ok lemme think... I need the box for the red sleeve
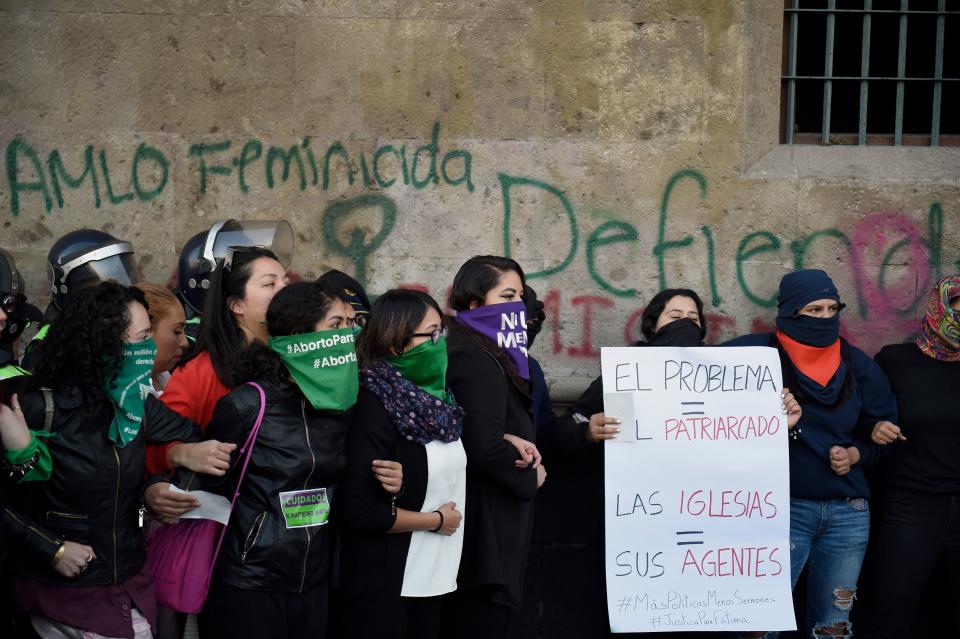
[146,442,179,475]
[145,353,231,474]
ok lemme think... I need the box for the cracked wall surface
[2,0,957,398]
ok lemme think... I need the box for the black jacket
[339,388,437,635]
[181,380,349,594]
[446,331,538,610]
[5,387,198,585]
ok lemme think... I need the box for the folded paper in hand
[169,485,232,525]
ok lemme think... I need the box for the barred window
[781,0,959,145]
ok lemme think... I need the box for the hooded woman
[858,274,960,638]
[725,269,898,638]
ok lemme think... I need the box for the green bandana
[105,338,156,447]
[269,328,359,412]
[387,336,450,402]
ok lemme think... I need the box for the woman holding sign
[726,269,897,639]
[186,281,401,639]
[441,255,545,638]
[340,289,467,639]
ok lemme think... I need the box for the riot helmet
[47,229,140,310]
[177,219,294,317]
[0,248,43,348]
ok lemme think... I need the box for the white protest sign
[602,346,795,634]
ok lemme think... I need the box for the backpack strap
[40,387,55,433]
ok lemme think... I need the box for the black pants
[400,596,443,639]
[858,490,960,638]
[443,587,513,639]
[199,581,329,639]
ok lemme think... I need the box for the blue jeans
[788,497,870,638]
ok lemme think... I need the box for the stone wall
[2,0,957,399]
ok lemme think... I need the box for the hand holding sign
[602,346,795,634]
[587,413,623,443]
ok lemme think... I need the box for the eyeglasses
[410,327,447,345]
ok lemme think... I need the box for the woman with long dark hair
[144,247,288,522]
[440,255,545,638]
[340,289,466,639]
[141,246,289,639]
[1,282,196,638]
[183,281,397,638]
[556,287,710,450]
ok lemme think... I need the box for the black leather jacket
[4,386,198,585]
[177,380,349,593]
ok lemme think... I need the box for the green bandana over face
[387,336,450,402]
[269,328,359,412]
[105,338,157,447]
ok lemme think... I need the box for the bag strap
[208,381,267,571]
[40,387,55,432]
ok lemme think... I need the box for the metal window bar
[859,0,871,145]
[785,0,799,144]
[783,1,957,146]
[785,8,959,14]
[895,0,909,145]
[822,0,836,144]
[932,0,945,145]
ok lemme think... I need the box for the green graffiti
[6,137,51,215]
[132,142,169,201]
[736,231,781,308]
[266,144,307,190]
[586,220,639,298]
[499,173,579,280]
[323,142,355,191]
[876,238,919,316]
[440,149,474,192]
[189,141,232,193]
[372,145,401,188]
[790,228,867,317]
[302,138,319,186]
[411,121,440,189]
[700,226,722,306]
[48,145,100,210]
[237,140,263,193]
[6,122,475,214]
[359,153,373,187]
[99,149,134,205]
[654,169,707,291]
[322,193,397,287]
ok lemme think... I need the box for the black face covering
[524,287,546,349]
[648,318,703,347]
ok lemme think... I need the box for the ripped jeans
[788,497,870,638]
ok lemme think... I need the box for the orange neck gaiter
[776,330,841,387]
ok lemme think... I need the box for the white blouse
[400,438,468,597]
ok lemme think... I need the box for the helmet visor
[208,220,294,269]
[66,252,142,290]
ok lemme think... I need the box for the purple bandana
[455,300,530,379]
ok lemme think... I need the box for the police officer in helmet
[21,229,140,370]
[0,249,43,381]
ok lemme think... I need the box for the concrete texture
[1,0,958,400]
